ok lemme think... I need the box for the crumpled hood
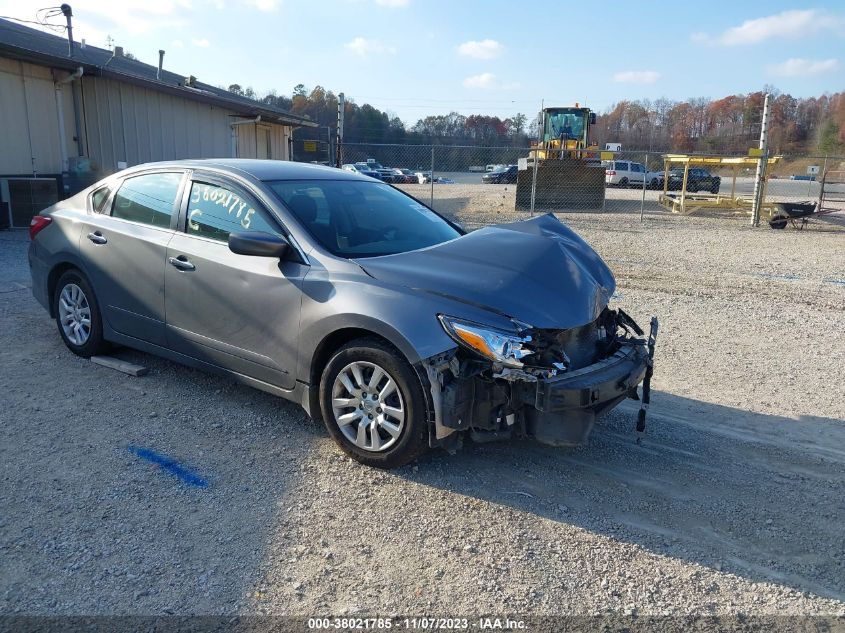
[355,214,615,329]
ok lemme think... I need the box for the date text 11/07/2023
[306,617,527,630]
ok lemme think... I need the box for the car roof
[119,159,371,182]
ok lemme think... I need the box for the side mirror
[589,113,597,125]
[228,231,291,259]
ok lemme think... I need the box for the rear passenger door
[79,170,185,346]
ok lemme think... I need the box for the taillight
[606,170,616,176]
[29,216,52,240]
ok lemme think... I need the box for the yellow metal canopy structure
[658,153,782,216]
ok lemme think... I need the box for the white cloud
[695,9,844,46]
[463,72,496,88]
[374,0,409,6]
[344,37,396,57]
[244,0,280,10]
[768,58,840,77]
[191,37,210,47]
[73,0,186,35]
[0,0,191,43]
[462,72,519,90]
[612,70,660,84]
[457,39,504,60]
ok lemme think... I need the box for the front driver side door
[164,174,307,391]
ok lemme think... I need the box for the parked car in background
[364,159,397,183]
[482,165,518,184]
[28,159,656,468]
[342,163,382,180]
[486,164,506,172]
[390,168,416,184]
[604,160,646,187]
[415,171,433,184]
[399,169,419,183]
[661,168,721,193]
[646,170,663,189]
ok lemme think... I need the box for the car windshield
[266,179,462,258]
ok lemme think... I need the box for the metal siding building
[0,18,315,228]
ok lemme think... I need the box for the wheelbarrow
[768,201,817,230]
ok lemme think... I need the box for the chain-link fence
[310,143,845,231]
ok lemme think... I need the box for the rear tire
[54,269,107,358]
[319,338,429,469]
[618,177,628,187]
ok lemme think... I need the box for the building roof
[0,17,317,128]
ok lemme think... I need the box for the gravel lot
[1,207,844,618]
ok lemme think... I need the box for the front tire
[319,338,429,468]
[54,270,107,357]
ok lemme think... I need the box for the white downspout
[54,67,84,175]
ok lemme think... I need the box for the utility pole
[751,93,771,227]
[530,99,543,214]
[335,93,345,168]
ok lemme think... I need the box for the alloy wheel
[331,360,405,452]
[58,283,92,346]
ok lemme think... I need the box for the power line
[1,6,67,33]
[0,14,65,30]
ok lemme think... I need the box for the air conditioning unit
[0,178,59,229]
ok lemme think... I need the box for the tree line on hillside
[227,83,845,156]
[597,91,845,156]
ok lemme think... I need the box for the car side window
[185,181,280,242]
[111,172,182,228]
[618,162,629,171]
[91,185,111,213]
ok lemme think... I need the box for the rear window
[91,186,111,213]
[111,172,182,229]
[616,162,629,171]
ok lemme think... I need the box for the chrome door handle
[168,256,195,271]
[87,231,107,244]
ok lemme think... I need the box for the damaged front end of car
[420,307,658,451]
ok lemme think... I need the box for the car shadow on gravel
[0,320,326,614]
[394,390,845,603]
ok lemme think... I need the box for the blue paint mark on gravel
[747,271,803,282]
[128,446,209,488]
[823,278,845,286]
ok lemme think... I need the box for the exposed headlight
[438,315,533,368]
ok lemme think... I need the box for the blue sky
[2,0,843,123]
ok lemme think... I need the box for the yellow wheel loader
[516,106,607,211]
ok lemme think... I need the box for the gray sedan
[28,160,657,468]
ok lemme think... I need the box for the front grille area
[553,320,601,369]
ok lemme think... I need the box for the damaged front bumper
[422,314,659,450]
